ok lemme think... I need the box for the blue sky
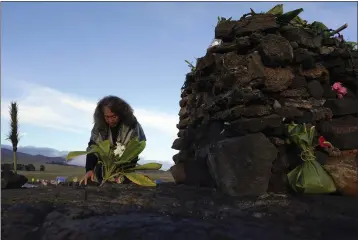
[1,1,357,169]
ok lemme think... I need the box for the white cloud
[1,81,179,168]
[1,82,178,135]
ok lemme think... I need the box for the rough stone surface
[259,34,294,67]
[307,80,324,99]
[215,14,279,41]
[324,151,358,197]
[170,161,215,187]
[280,26,322,49]
[1,170,28,189]
[301,64,329,82]
[263,67,294,92]
[207,133,278,196]
[323,99,358,116]
[226,115,282,136]
[317,117,358,150]
[2,183,358,240]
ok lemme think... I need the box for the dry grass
[17,164,84,180]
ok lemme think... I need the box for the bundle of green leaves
[286,123,336,194]
[66,138,162,187]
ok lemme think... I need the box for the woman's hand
[79,170,95,185]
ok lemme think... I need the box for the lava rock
[319,46,336,55]
[195,53,219,76]
[179,106,189,119]
[214,52,266,87]
[170,161,215,187]
[215,14,279,41]
[294,48,316,69]
[172,138,190,151]
[263,67,294,92]
[274,107,303,119]
[212,105,272,121]
[317,117,358,150]
[208,36,251,54]
[280,88,310,98]
[290,76,308,89]
[259,34,294,67]
[322,57,345,69]
[290,41,298,49]
[207,133,278,196]
[301,64,329,82]
[172,150,195,164]
[280,26,322,49]
[294,107,333,123]
[323,99,358,116]
[307,80,324,99]
[322,82,338,99]
[226,114,282,136]
[324,151,358,198]
[267,146,290,193]
[177,117,191,129]
[1,170,28,189]
[322,37,340,47]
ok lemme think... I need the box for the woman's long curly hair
[93,95,137,129]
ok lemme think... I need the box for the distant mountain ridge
[1,148,67,165]
[1,144,68,158]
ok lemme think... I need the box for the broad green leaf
[90,144,105,156]
[292,15,306,25]
[129,163,162,171]
[287,123,298,134]
[66,150,93,161]
[116,139,146,164]
[277,8,304,25]
[98,140,111,156]
[123,172,156,186]
[297,133,310,145]
[266,4,283,15]
[308,126,316,146]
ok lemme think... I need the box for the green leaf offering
[286,123,336,194]
[287,160,336,194]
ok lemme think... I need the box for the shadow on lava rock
[1,182,358,240]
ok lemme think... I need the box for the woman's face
[103,107,120,127]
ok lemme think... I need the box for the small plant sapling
[66,138,162,187]
[217,16,232,24]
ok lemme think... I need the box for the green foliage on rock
[276,8,304,25]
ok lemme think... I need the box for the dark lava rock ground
[2,183,358,240]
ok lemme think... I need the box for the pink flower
[331,82,347,99]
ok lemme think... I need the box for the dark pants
[94,157,139,183]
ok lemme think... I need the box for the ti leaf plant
[66,138,162,187]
